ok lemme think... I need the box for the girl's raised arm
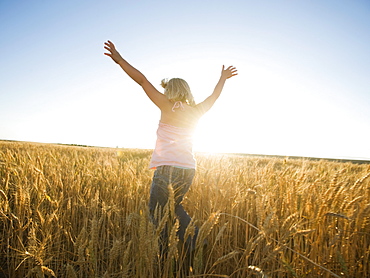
[196,65,237,115]
[104,40,168,109]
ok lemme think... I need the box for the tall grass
[0,141,369,277]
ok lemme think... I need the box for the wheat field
[0,141,369,277]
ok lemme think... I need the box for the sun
[193,117,233,154]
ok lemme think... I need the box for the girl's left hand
[221,65,238,79]
[104,40,124,64]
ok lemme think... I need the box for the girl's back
[160,101,201,129]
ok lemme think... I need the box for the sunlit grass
[0,141,369,277]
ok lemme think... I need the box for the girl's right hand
[221,65,238,79]
[104,40,124,64]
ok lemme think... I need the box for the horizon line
[1,139,369,164]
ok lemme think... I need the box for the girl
[104,40,237,264]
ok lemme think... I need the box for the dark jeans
[149,165,198,254]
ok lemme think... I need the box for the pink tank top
[149,121,196,169]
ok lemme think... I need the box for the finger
[104,46,116,54]
[104,42,114,49]
[103,46,113,53]
[107,40,116,50]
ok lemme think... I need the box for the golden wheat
[0,141,369,277]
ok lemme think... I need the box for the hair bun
[161,79,168,89]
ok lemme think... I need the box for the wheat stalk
[1,141,369,277]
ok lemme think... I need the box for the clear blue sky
[1,0,369,160]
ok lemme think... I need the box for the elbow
[137,76,148,86]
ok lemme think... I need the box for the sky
[1,0,369,160]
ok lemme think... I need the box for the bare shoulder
[193,102,208,117]
[141,81,172,110]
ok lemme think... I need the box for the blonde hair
[161,78,196,107]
